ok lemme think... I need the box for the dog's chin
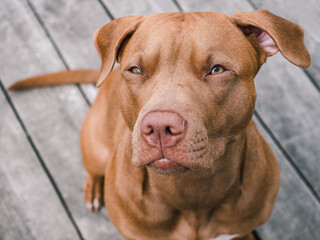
[147,158,189,176]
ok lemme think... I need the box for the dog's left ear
[232,10,311,68]
[94,15,145,87]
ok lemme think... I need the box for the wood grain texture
[177,0,252,13]
[28,0,111,103]
[250,0,320,89]
[254,53,320,196]
[0,0,65,84]
[102,0,179,18]
[29,0,107,69]
[0,0,121,239]
[0,88,79,240]
[254,116,320,239]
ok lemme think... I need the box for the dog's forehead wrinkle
[134,14,201,59]
[125,12,251,79]
[124,50,144,65]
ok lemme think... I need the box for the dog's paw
[83,174,104,212]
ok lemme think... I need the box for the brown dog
[9,10,310,240]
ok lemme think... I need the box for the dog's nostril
[166,122,186,135]
[147,126,154,135]
[165,126,173,135]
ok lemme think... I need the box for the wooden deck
[0,0,319,239]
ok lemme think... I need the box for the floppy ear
[232,10,310,68]
[94,15,145,87]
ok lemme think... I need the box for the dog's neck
[143,131,247,210]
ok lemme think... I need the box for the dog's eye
[129,67,142,74]
[210,65,225,75]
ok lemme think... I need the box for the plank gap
[172,0,183,12]
[246,0,258,9]
[254,110,320,204]
[252,230,262,240]
[25,0,92,107]
[98,0,115,20]
[0,80,84,240]
[25,0,69,69]
[76,83,92,106]
[303,69,320,93]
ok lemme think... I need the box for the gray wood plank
[1,0,121,239]
[0,0,65,82]
[28,0,111,103]
[28,0,107,69]
[0,88,79,240]
[102,0,179,18]
[177,0,252,13]
[250,0,320,89]
[254,116,320,240]
[254,52,320,195]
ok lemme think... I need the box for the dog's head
[94,11,310,176]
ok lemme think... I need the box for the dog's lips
[147,158,189,176]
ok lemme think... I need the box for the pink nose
[140,111,186,148]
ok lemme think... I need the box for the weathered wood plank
[254,116,320,239]
[0,87,79,240]
[28,0,111,103]
[254,53,320,195]
[250,0,320,89]
[28,0,107,69]
[102,0,179,18]
[1,0,121,239]
[0,0,65,81]
[177,0,252,13]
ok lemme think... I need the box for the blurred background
[0,0,319,239]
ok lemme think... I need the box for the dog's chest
[170,210,239,240]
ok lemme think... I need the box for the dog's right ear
[94,15,145,87]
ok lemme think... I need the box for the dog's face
[119,13,257,175]
[94,11,310,176]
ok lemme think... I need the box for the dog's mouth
[147,158,189,176]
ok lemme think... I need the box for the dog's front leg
[235,233,256,240]
[80,103,111,212]
[81,130,110,212]
[83,173,104,212]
